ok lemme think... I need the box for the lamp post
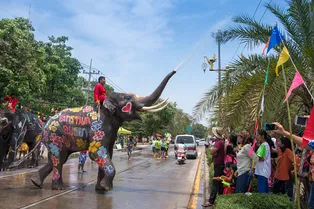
[201,30,231,126]
[202,54,231,125]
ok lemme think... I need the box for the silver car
[174,135,198,159]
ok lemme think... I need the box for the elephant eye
[125,95,132,100]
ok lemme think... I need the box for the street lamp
[202,54,233,126]
[201,30,232,126]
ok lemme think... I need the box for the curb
[187,151,204,209]
[204,151,210,205]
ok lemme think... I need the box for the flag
[264,69,269,85]
[262,37,270,55]
[267,26,285,54]
[248,139,257,157]
[284,70,305,102]
[275,46,290,76]
[302,107,314,149]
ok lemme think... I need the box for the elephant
[0,109,43,170]
[31,70,176,190]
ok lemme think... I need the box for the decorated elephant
[31,70,176,190]
[0,109,43,170]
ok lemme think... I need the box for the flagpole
[282,64,301,209]
[260,59,271,128]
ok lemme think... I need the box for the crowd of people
[151,137,170,159]
[202,123,314,208]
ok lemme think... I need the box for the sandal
[201,202,213,207]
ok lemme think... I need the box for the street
[0,145,205,209]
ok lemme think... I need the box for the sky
[0,0,281,126]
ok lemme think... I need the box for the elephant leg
[8,130,26,166]
[103,161,116,190]
[31,152,53,188]
[89,144,116,191]
[95,167,106,190]
[51,151,67,190]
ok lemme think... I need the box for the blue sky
[0,0,281,125]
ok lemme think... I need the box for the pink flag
[248,139,257,157]
[302,107,314,148]
[284,70,305,102]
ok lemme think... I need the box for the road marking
[0,163,75,179]
[19,159,149,209]
[187,151,203,209]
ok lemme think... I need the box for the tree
[191,123,207,138]
[193,0,314,131]
[123,102,177,137]
[38,36,84,107]
[0,18,45,100]
[163,103,191,137]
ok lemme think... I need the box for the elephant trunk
[136,71,176,108]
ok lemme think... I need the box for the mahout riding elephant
[0,109,43,170]
[31,70,176,190]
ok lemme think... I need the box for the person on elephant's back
[4,94,18,112]
[94,76,107,105]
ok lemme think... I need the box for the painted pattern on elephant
[43,106,114,180]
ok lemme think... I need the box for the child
[255,130,272,193]
[161,139,167,159]
[221,162,236,194]
[155,138,161,159]
[151,138,156,157]
[78,150,87,174]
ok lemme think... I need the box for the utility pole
[82,59,100,105]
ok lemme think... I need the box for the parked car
[174,135,198,159]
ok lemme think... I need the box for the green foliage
[194,0,314,131]
[0,17,115,115]
[0,18,45,99]
[191,123,207,138]
[123,102,176,136]
[206,148,213,165]
[214,193,295,209]
[163,103,191,137]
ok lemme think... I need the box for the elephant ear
[103,98,116,115]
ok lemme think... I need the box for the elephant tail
[8,134,42,169]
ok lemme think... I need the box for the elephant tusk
[142,98,169,110]
[145,102,169,113]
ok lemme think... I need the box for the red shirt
[213,139,225,165]
[4,96,18,112]
[94,83,107,103]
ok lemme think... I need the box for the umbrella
[156,133,162,137]
[118,127,132,134]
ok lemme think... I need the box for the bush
[214,193,295,209]
[206,148,212,165]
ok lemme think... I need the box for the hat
[212,127,224,139]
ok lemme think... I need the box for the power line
[80,63,125,93]
[229,0,266,63]
[80,62,126,92]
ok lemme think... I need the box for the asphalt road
[0,145,205,209]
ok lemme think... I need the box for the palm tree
[193,0,314,132]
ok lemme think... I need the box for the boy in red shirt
[4,94,18,112]
[94,76,107,105]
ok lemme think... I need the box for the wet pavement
[0,145,205,209]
